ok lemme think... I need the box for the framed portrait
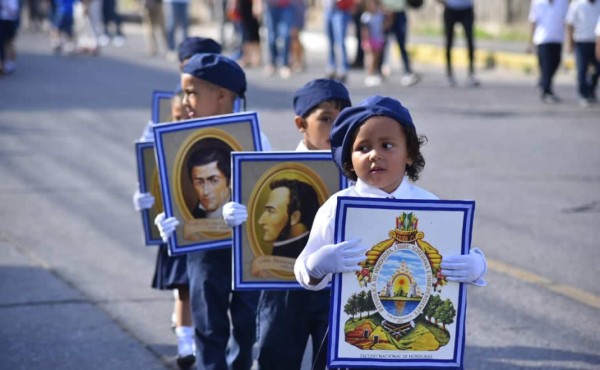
[153,112,263,255]
[328,197,475,369]
[231,151,348,290]
[152,90,175,123]
[135,141,164,245]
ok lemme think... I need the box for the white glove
[305,239,366,279]
[441,248,487,284]
[154,212,179,242]
[132,190,155,211]
[222,201,248,227]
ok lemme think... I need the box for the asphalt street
[1,21,599,370]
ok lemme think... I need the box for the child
[0,0,19,74]
[360,0,389,87]
[294,95,487,295]
[155,53,271,370]
[222,78,351,370]
[133,90,196,369]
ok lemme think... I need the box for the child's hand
[133,190,155,211]
[154,213,179,242]
[222,201,248,227]
[441,249,487,284]
[305,239,366,279]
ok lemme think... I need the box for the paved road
[1,23,599,370]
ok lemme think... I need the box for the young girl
[360,0,389,86]
[294,95,487,292]
[133,91,196,369]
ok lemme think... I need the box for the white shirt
[596,16,600,36]
[565,0,600,42]
[294,178,438,290]
[529,0,569,45]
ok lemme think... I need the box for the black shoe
[176,354,196,369]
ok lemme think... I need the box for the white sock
[175,326,195,357]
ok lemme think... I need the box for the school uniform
[529,0,569,97]
[565,0,600,101]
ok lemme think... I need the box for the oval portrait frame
[247,162,329,279]
[371,243,433,324]
[173,128,243,239]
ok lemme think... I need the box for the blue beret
[330,95,415,170]
[183,53,247,96]
[293,79,351,117]
[178,37,222,62]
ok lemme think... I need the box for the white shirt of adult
[529,0,570,45]
[596,15,600,36]
[565,0,600,42]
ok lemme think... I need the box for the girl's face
[297,101,341,150]
[350,116,413,193]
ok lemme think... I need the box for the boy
[222,78,351,370]
[155,53,271,370]
[294,95,487,294]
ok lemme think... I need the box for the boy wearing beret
[292,97,487,369]
[222,79,351,370]
[156,53,271,370]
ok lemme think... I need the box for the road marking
[487,259,600,310]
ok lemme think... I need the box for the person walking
[437,0,479,87]
[565,0,600,106]
[528,0,569,103]
[163,0,189,59]
[381,0,419,86]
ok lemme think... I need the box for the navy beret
[330,95,415,171]
[178,37,222,62]
[183,53,247,96]
[293,79,351,117]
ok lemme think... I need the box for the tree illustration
[424,294,442,323]
[435,299,456,330]
[344,294,360,321]
[357,290,368,319]
[365,290,376,316]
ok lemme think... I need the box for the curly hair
[341,123,427,182]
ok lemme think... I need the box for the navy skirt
[151,244,189,290]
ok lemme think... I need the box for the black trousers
[537,42,562,95]
[443,6,475,77]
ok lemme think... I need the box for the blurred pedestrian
[565,0,600,106]
[49,0,75,54]
[0,0,19,74]
[257,0,295,78]
[350,0,366,69]
[74,0,102,55]
[596,15,600,60]
[528,0,569,103]
[100,0,125,46]
[324,0,354,82]
[361,0,390,86]
[437,0,479,87]
[381,0,419,86]
[139,0,168,56]
[163,0,189,59]
[289,0,305,72]
[235,0,262,68]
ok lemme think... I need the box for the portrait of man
[257,179,320,259]
[186,145,232,220]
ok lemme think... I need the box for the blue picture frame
[153,112,263,255]
[152,90,175,123]
[328,198,475,369]
[135,141,164,245]
[230,151,348,290]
